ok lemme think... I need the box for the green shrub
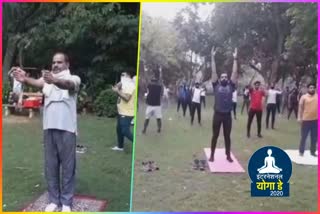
[93,89,118,117]
[2,82,11,104]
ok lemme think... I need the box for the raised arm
[248,73,257,89]
[230,48,238,84]
[211,46,218,83]
[12,67,44,88]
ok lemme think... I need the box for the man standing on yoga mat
[12,52,81,212]
[298,82,318,157]
[209,46,238,162]
[111,71,136,151]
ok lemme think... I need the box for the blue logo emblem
[248,146,292,197]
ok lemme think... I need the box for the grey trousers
[44,129,76,206]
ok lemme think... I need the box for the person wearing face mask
[12,52,81,212]
[266,84,282,129]
[190,82,202,125]
[209,46,238,163]
[112,71,136,151]
[298,83,318,157]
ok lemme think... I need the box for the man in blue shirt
[209,47,238,163]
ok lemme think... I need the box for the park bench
[3,92,43,118]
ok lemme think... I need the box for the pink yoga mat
[204,148,245,173]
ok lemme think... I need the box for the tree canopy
[3,3,140,98]
[140,3,317,88]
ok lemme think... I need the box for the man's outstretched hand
[43,71,57,84]
[12,67,27,83]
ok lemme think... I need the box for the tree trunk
[269,4,286,86]
[18,47,24,67]
[3,36,18,82]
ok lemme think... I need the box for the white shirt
[232,90,237,102]
[200,88,206,96]
[13,78,22,94]
[192,87,201,103]
[163,87,169,97]
[267,89,282,104]
[43,73,81,133]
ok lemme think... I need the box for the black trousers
[232,102,237,118]
[211,112,232,157]
[266,103,277,129]
[247,109,262,135]
[241,99,250,114]
[288,105,298,119]
[177,98,182,112]
[282,101,288,114]
[276,100,281,113]
[191,102,201,124]
[200,96,206,108]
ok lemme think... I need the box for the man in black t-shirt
[142,77,163,134]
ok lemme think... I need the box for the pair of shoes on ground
[193,159,206,171]
[142,161,159,172]
[44,203,71,212]
[76,144,87,154]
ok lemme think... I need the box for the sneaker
[44,203,58,212]
[311,153,317,157]
[257,134,263,138]
[111,146,124,151]
[62,205,71,212]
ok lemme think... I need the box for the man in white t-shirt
[266,85,282,129]
[162,85,170,109]
[191,82,202,125]
[12,52,81,212]
[232,88,238,120]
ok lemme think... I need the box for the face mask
[121,76,131,87]
[221,79,228,86]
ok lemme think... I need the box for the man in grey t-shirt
[12,52,81,212]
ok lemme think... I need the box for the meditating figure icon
[257,149,282,174]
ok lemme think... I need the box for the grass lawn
[132,98,317,212]
[3,114,132,211]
